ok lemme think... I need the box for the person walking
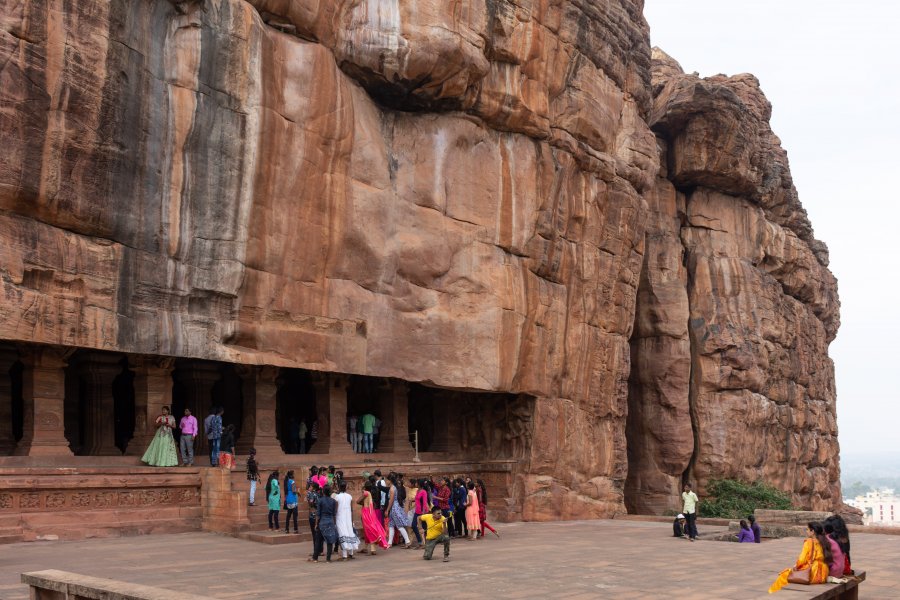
[246,448,260,506]
[178,408,197,466]
[465,481,481,540]
[306,481,321,543]
[203,406,223,466]
[283,470,299,534]
[358,482,388,555]
[311,485,339,562]
[385,474,413,549]
[681,482,699,541]
[141,406,178,467]
[476,479,499,538]
[266,470,280,531]
[419,506,451,562]
[335,482,360,560]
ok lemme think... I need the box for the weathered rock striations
[0,2,841,518]
[625,49,841,514]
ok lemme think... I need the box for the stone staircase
[230,469,312,545]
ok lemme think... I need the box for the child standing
[246,449,260,506]
[266,470,280,530]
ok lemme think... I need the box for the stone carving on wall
[0,493,13,509]
[21,493,41,509]
[46,493,67,509]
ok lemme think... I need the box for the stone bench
[788,571,866,600]
[21,570,213,600]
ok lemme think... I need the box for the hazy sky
[643,1,900,456]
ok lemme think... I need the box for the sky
[642,1,900,457]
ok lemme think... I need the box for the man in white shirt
[681,482,700,541]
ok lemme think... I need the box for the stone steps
[237,530,311,544]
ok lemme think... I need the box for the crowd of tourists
[248,457,500,563]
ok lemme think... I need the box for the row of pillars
[0,345,419,459]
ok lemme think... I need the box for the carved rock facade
[0,1,840,518]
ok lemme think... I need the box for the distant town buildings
[846,489,900,526]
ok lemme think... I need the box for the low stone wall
[22,569,212,600]
[0,467,202,542]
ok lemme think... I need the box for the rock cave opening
[275,369,317,454]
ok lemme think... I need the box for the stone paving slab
[1,520,898,599]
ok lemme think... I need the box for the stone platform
[0,457,518,543]
[2,520,898,599]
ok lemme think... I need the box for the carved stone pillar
[235,365,286,458]
[15,345,73,456]
[311,373,350,455]
[176,361,222,457]
[74,352,124,456]
[430,391,458,453]
[377,380,411,454]
[126,357,175,456]
[0,347,18,455]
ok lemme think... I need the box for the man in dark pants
[452,478,468,537]
[681,482,700,541]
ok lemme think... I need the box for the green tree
[699,479,793,519]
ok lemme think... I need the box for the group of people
[671,483,856,593]
[769,516,853,593]
[256,463,500,563]
[140,406,235,468]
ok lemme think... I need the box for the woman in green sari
[141,406,179,467]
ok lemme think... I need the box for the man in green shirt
[361,413,376,453]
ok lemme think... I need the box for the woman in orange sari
[769,522,833,593]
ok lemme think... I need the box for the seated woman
[737,520,755,543]
[769,522,833,593]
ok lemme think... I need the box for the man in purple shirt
[179,408,198,466]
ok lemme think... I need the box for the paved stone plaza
[1,520,898,599]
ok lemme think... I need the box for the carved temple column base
[14,346,73,457]
[235,365,286,459]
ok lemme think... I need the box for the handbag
[787,567,811,585]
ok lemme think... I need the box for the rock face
[625,50,841,514]
[0,2,841,517]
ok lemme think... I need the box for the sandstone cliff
[0,1,841,516]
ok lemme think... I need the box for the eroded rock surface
[0,2,841,517]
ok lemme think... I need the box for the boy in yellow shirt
[419,506,451,562]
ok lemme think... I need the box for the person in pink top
[825,530,845,577]
[178,408,198,466]
[413,478,430,547]
[313,466,328,489]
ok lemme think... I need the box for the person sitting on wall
[673,513,687,538]
[748,514,762,543]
